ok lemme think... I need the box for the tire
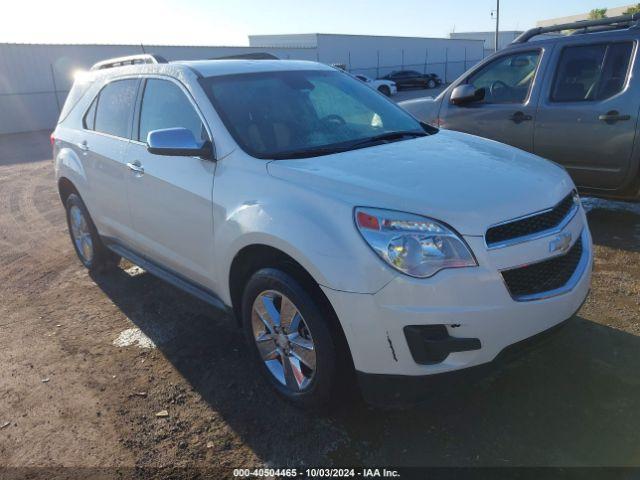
[64,193,120,272]
[378,85,391,96]
[241,268,342,409]
[427,78,437,89]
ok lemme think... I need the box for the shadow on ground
[0,130,52,166]
[585,197,640,254]
[91,252,640,467]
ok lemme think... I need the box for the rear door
[534,39,639,190]
[438,48,545,152]
[391,71,409,88]
[80,78,139,243]
[124,77,216,289]
[406,70,425,88]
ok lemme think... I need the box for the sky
[1,0,634,45]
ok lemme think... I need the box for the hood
[400,97,441,124]
[266,130,574,236]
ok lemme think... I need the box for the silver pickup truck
[401,14,640,201]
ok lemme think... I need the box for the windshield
[200,69,431,159]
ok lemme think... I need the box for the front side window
[200,70,427,159]
[93,79,138,138]
[138,79,208,143]
[466,50,541,104]
[551,42,633,102]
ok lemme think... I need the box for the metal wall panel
[0,43,317,134]
[0,37,484,134]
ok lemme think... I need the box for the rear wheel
[378,85,391,96]
[65,193,120,272]
[242,268,341,409]
[427,78,437,89]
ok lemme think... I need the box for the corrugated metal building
[250,33,484,80]
[0,43,316,135]
[537,4,636,27]
[449,31,524,57]
[0,34,483,134]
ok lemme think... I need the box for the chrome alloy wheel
[251,290,317,391]
[69,205,94,263]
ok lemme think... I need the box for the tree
[623,4,640,14]
[589,8,608,19]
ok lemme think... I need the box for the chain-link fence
[330,48,485,83]
[350,60,482,82]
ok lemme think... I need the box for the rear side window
[58,76,94,124]
[551,42,633,102]
[93,79,138,138]
[138,79,207,143]
[83,97,97,130]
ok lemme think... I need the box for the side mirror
[450,85,485,106]
[147,128,213,159]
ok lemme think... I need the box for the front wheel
[427,78,437,89]
[242,268,342,409]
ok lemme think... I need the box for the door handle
[77,140,89,152]
[509,112,533,124]
[126,161,144,175]
[598,111,631,124]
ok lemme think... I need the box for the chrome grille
[502,236,583,300]
[486,192,578,248]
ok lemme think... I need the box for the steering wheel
[489,80,510,99]
[320,114,346,126]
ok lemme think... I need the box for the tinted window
[201,70,423,158]
[83,97,97,130]
[94,79,138,138]
[552,42,633,102]
[138,79,207,143]
[59,76,94,124]
[466,50,540,104]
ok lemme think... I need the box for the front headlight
[355,207,477,278]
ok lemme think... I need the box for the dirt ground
[1,131,640,478]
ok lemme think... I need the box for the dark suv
[380,70,442,90]
[401,14,640,201]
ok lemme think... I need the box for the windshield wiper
[346,130,428,150]
[269,145,354,160]
[268,130,428,160]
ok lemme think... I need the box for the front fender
[213,181,396,305]
[399,97,442,125]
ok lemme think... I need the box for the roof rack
[90,54,168,71]
[210,52,279,60]
[512,13,640,44]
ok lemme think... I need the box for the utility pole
[492,0,500,53]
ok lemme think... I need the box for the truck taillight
[50,133,55,146]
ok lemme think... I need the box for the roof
[81,59,332,82]
[175,59,332,77]
[504,22,640,49]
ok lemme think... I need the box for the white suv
[52,55,592,408]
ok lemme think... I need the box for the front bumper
[357,314,575,407]
[321,207,592,389]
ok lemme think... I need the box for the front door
[534,40,639,190]
[438,49,544,152]
[124,77,216,289]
